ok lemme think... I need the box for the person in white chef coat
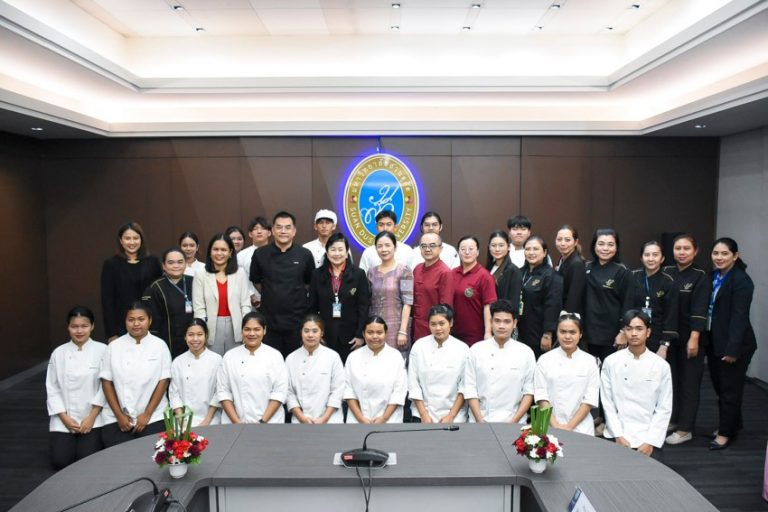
[464,299,535,423]
[408,304,470,423]
[285,314,345,424]
[169,319,222,427]
[100,301,172,448]
[601,309,673,460]
[46,306,106,469]
[534,311,600,435]
[217,311,288,424]
[344,316,408,424]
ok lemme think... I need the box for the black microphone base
[124,487,171,512]
[341,448,390,468]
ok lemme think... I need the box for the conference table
[11,424,717,512]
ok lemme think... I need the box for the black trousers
[707,344,754,438]
[50,429,102,469]
[101,420,166,448]
[264,328,302,359]
[668,332,707,432]
[588,344,615,421]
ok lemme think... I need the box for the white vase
[528,458,547,474]
[168,462,188,479]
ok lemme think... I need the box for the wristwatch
[662,342,671,348]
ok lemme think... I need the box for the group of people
[46,209,756,469]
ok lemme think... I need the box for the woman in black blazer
[308,233,371,363]
[707,237,756,450]
[485,230,522,307]
[554,225,586,314]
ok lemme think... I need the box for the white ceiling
[0,0,766,138]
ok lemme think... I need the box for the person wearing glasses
[452,236,497,346]
[409,211,459,269]
[601,310,672,460]
[411,232,455,342]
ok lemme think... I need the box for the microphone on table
[341,425,460,468]
[54,476,172,512]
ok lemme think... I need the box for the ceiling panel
[185,9,269,35]
[255,8,330,34]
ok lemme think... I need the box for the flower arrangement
[513,405,563,464]
[152,406,209,467]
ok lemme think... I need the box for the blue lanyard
[167,276,189,301]
[708,270,729,319]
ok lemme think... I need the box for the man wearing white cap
[304,209,346,268]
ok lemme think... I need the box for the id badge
[642,306,652,319]
[332,301,342,318]
[518,300,524,317]
[185,300,193,314]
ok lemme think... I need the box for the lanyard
[330,265,345,299]
[167,276,189,300]
[708,270,730,319]
[644,274,651,308]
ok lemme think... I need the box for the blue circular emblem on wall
[343,153,420,247]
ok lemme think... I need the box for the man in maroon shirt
[412,232,455,341]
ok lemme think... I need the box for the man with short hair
[249,211,315,358]
[411,232,455,341]
[358,211,414,272]
[601,309,672,460]
[410,211,459,269]
[238,216,272,307]
[507,215,532,268]
[304,209,341,268]
[463,299,535,423]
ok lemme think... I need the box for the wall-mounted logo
[343,153,419,248]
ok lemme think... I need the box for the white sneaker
[666,432,693,445]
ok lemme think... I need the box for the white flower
[526,435,541,446]
[548,435,559,446]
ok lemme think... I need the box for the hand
[359,416,374,425]
[614,331,627,349]
[134,412,151,433]
[61,415,81,433]
[420,414,434,424]
[656,346,668,360]
[722,355,737,364]
[540,334,552,353]
[637,443,654,457]
[250,294,259,306]
[371,416,388,424]
[438,415,455,424]
[198,418,211,427]
[687,338,699,359]
[483,331,492,341]
[396,333,408,348]
[79,415,97,434]
[116,413,133,432]
[349,337,364,350]
[616,437,631,448]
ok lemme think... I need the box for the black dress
[517,264,563,359]
[142,275,194,358]
[100,255,162,339]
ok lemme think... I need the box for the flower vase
[528,458,547,474]
[168,462,188,479]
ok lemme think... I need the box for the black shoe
[709,439,730,451]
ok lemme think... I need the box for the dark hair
[178,231,200,246]
[321,233,353,269]
[712,237,747,270]
[161,247,185,264]
[640,240,664,261]
[622,309,651,328]
[272,211,296,226]
[364,315,388,332]
[457,235,480,252]
[204,234,239,274]
[490,299,518,319]
[248,216,271,231]
[506,215,532,230]
[428,303,454,322]
[590,228,621,263]
[67,306,95,325]
[116,222,147,258]
[225,226,246,244]
[556,312,582,332]
[242,311,268,330]
[420,211,443,230]
[556,224,582,256]
[125,300,152,320]
[485,230,510,271]
[375,210,397,224]
[301,313,325,333]
[375,231,398,248]
[523,235,549,266]
[186,318,209,338]
[673,233,698,250]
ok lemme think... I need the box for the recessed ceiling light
[694,124,707,129]
[550,3,561,9]
[471,3,481,8]
[605,26,614,31]
[630,3,640,9]
[172,5,184,10]
[30,127,44,131]
[391,2,400,8]
[390,25,400,31]
[535,25,544,30]
[462,26,471,31]
[195,27,205,32]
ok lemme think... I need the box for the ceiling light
[471,3,481,8]
[172,5,184,10]
[630,3,640,9]
[535,25,544,30]
[694,124,707,129]
[391,2,400,8]
[550,3,561,8]
[195,27,205,32]
[605,26,614,31]
[390,25,400,31]
[462,26,471,31]
[30,127,44,131]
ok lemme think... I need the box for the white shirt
[409,242,460,269]
[169,349,223,426]
[534,347,599,435]
[286,344,345,423]
[184,260,205,277]
[359,243,414,273]
[236,245,261,303]
[46,339,106,433]
[509,247,526,269]
[463,337,535,423]
[344,344,408,423]
[303,238,354,269]
[408,335,470,422]
[99,333,172,426]
[600,347,673,448]
[216,344,288,424]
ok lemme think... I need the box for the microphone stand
[53,476,172,512]
[341,425,459,468]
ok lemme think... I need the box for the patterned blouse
[367,263,414,355]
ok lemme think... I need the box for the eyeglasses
[459,247,477,254]
[419,243,442,250]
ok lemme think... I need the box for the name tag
[332,301,342,318]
